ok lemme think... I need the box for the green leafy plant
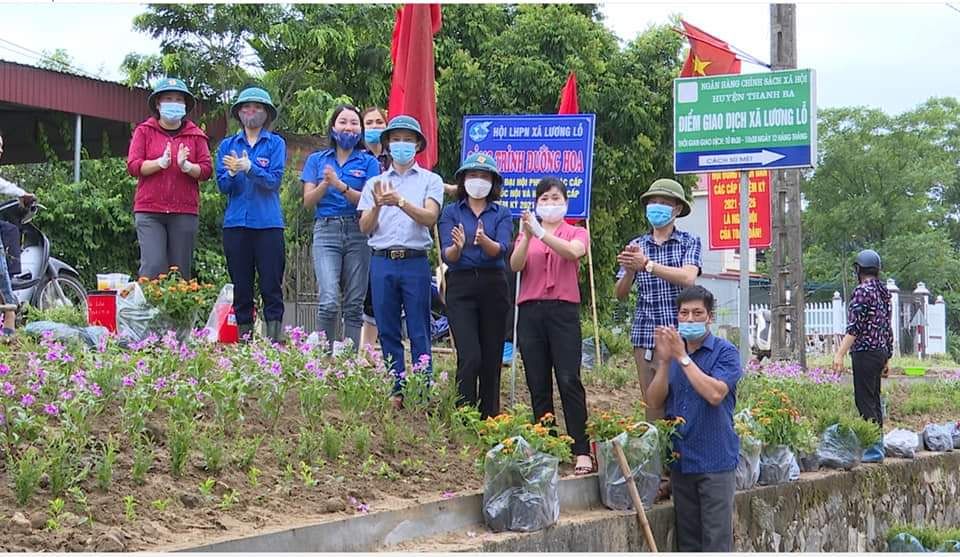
[382,417,401,456]
[198,477,216,499]
[219,489,239,510]
[94,436,119,491]
[247,466,262,487]
[231,434,262,470]
[131,436,155,485]
[475,405,574,462]
[24,304,88,327]
[295,427,322,465]
[151,498,171,512]
[298,461,317,487]
[168,418,195,478]
[67,487,92,526]
[321,424,343,461]
[138,268,217,329]
[199,431,225,474]
[123,495,137,521]
[7,447,47,506]
[46,497,66,530]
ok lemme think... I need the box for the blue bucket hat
[231,87,278,123]
[380,115,426,152]
[148,77,196,116]
[454,152,503,188]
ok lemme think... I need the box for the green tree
[802,102,960,298]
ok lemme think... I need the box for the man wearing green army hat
[615,178,703,421]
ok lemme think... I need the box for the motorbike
[0,198,87,314]
[750,308,791,361]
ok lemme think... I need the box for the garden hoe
[612,440,658,552]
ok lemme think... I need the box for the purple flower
[0,363,9,376]
[122,375,136,388]
[217,357,233,371]
[269,361,282,377]
[187,377,198,387]
[2,382,15,397]
[441,490,455,499]
[438,371,449,383]
[60,390,74,401]
[357,503,369,514]
[20,393,35,407]
[43,403,59,416]
[89,383,102,397]
[0,412,5,425]
[153,377,167,392]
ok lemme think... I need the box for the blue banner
[460,114,596,219]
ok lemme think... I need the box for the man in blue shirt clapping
[645,285,742,552]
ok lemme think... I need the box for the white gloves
[528,215,546,240]
[177,144,195,174]
[156,142,172,169]
[236,151,252,173]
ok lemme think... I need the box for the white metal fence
[747,279,946,356]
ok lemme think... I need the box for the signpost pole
[585,218,602,367]
[738,171,751,366]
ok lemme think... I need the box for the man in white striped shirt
[0,130,37,339]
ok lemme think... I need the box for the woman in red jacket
[126,77,213,280]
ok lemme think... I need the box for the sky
[0,2,958,116]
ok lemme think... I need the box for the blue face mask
[364,129,383,145]
[390,141,417,165]
[159,102,186,122]
[646,203,675,229]
[331,130,360,150]
[678,321,708,340]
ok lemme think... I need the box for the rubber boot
[238,323,255,343]
[863,440,885,463]
[265,321,284,345]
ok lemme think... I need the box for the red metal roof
[0,60,152,123]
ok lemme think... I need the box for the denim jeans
[0,233,15,305]
[312,216,370,350]
[369,253,432,394]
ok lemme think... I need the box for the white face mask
[536,203,567,223]
[464,178,492,199]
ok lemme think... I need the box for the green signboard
[673,68,817,173]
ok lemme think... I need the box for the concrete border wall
[182,451,960,552]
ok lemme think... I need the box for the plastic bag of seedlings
[116,282,160,343]
[595,424,661,511]
[946,421,960,450]
[23,321,110,349]
[788,451,800,481]
[884,429,920,459]
[736,434,762,490]
[581,337,611,370]
[759,444,794,486]
[922,423,953,452]
[482,436,560,533]
[817,424,863,470]
[886,532,926,552]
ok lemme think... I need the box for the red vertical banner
[707,170,772,250]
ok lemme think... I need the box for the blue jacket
[301,147,380,218]
[215,129,286,229]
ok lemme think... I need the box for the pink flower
[0,363,9,376]
[153,377,167,391]
[60,390,74,401]
[187,377,198,387]
[20,393,35,407]
[441,490,455,499]
[438,371,449,383]
[269,361,282,377]
[89,383,102,397]
[2,382,14,397]
[43,403,59,416]
[122,375,136,388]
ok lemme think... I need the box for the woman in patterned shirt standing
[832,249,893,463]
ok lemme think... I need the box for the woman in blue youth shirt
[215,87,287,343]
[438,153,512,418]
[302,105,381,351]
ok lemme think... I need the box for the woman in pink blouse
[509,177,593,475]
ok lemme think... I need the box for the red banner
[707,170,772,250]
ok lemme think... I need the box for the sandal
[574,454,596,476]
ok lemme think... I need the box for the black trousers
[672,470,736,552]
[223,227,285,325]
[852,350,887,428]
[446,268,509,418]
[518,300,589,455]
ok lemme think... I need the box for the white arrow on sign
[698,149,786,167]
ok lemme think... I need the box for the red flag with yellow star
[678,20,741,77]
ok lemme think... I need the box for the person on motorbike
[0,129,37,339]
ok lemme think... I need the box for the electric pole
[769,3,807,366]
